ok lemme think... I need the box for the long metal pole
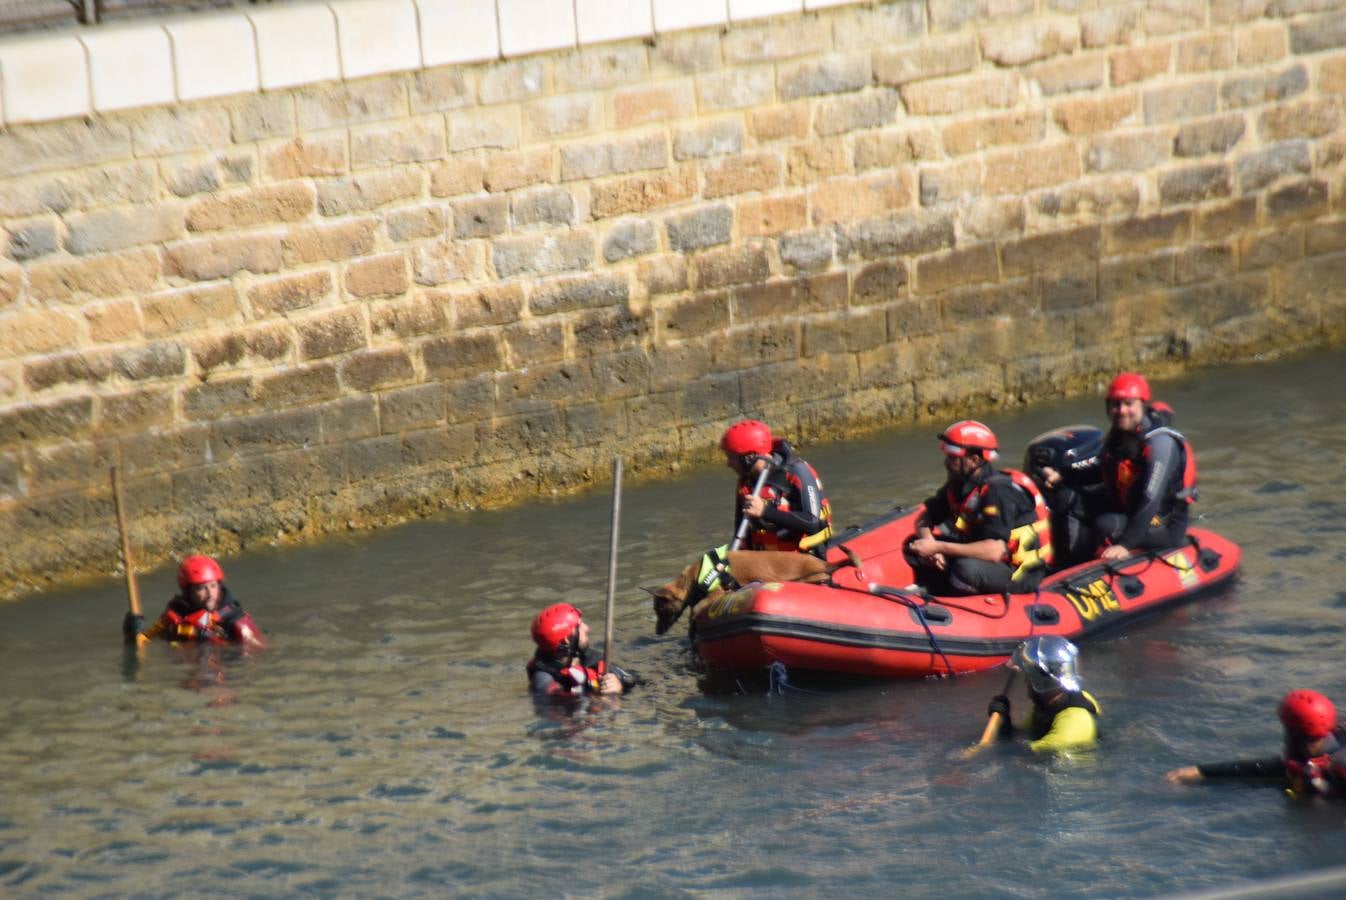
[601,457,622,670]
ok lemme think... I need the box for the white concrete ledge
[0,0,872,127]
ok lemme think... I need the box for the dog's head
[643,560,701,635]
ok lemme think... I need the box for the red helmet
[1107,372,1151,402]
[1278,689,1337,740]
[721,420,773,457]
[531,603,583,655]
[177,555,224,589]
[938,420,998,460]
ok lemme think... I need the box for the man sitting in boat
[987,636,1100,753]
[1166,690,1345,799]
[122,555,264,648]
[1038,372,1197,563]
[721,419,833,557]
[907,420,1053,595]
[526,603,629,698]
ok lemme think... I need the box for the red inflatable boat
[692,505,1241,679]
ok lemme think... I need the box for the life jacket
[1284,729,1346,799]
[1104,405,1199,513]
[156,589,258,644]
[527,653,605,696]
[940,467,1054,583]
[1028,690,1102,742]
[737,440,833,554]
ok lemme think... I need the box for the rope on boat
[868,584,957,678]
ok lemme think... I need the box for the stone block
[1002,225,1100,278]
[1221,64,1307,109]
[653,0,730,31]
[0,396,93,445]
[452,196,510,239]
[901,74,1020,116]
[411,238,481,286]
[503,320,566,366]
[943,111,1043,156]
[387,204,449,243]
[695,67,773,115]
[785,142,849,186]
[721,17,827,63]
[707,320,800,372]
[0,119,131,181]
[984,142,1082,195]
[559,132,667,181]
[65,204,186,255]
[5,220,60,261]
[524,94,601,141]
[452,283,526,328]
[85,301,142,344]
[1237,23,1288,66]
[813,172,913,224]
[1081,7,1137,48]
[99,386,175,433]
[1259,100,1341,142]
[80,23,175,114]
[165,14,260,102]
[980,20,1079,67]
[778,228,835,271]
[1308,221,1346,256]
[1100,253,1174,301]
[334,0,420,80]
[430,157,486,198]
[658,292,731,340]
[350,118,446,169]
[1321,57,1346,93]
[229,92,296,142]
[254,362,341,409]
[1143,0,1206,38]
[1197,197,1258,240]
[531,272,629,316]
[448,108,520,152]
[423,332,504,379]
[557,44,650,90]
[24,349,115,392]
[1288,12,1346,54]
[29,248,162,300]
[213,407,321,459]
[498,0,576,57]
[638,255,690,296]
[512,187,575,229]
[345,253,409,299]
[829,1,924,48]
[248,270,334,317]
[573,307,648,357]
[602,219,658,262]
[852,260,908,305]
[1236,141,1312,192]
[1110,44,1171,86]
[1177,34,1235,73]
[841,209,956,260]
[371,294,448,339]
[739,195,808,237]
[1105,211,1192,254]
[163,234,282,282]
[0,34,89,125]
[0,309,80,356]
[732,279,805,321]
[1085,130,1171,173]
[815,90,903,138]
[282,219,379,265]
[1175,116,1246,157]
[143,283,239,336]
[613,82,695,129]
[941,280,1040,322]
[340,348,416,392]
[1176,243,1235,285]
[492,232,594,278]
[694,244,771,290]
[110,343,183,385]
[191,323,292,372]
[296,308,367,360]
[316,170,424,216]
[1143,81,1217,125]
[1029,54,1107,96]
[674,119,745,161]
[250,4,340,90]
[916,244,1000,294]
[1053,93,1137,135]
[873,36,978,86]
[416,0,499,67]
[1267,180,1330,222]
[666,205,734,252]
[186,183,314,232]
[1159,163,1232,205]
[378,383,447,433]
[704,154,783,199]
[483,149,553,193]
[778,54,871,101]
[751,104,811,143]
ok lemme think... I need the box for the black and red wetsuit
[1195,728,1346,799]
[1095,406,1197,551]
[527,651,621,698]
[734,439,832,556]
[140,587,262,644]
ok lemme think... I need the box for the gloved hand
[122,611,144,639]
[987,694,1011,719]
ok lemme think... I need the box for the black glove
[123,611,144,639]
[987,694,1011,719]
[609,664,644,691]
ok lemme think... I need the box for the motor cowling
[1023,425,1104,488]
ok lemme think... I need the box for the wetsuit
[1001,690,1101,753]
[1195,728,1346,798]
[527,650,633,698]
[918,464,1050,595]
[134,587,261,644]
[734,439,832,556]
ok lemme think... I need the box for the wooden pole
[601,457,623,670]
[110,466,142,618]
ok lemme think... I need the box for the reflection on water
[2,349,1345,897]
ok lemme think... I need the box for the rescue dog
[644,545,859,635]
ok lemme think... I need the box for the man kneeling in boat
[1166,690,1346,799]
[526,603,634,699]
[721,419,833,557]
[123,555,264,649]
[987,636,1100,753]
[907,420,1053,596]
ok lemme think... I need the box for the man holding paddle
[721,419,833,557]
[526,603,631,698]
[983,636,1100,753]
[123,555,264,649]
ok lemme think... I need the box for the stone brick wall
[3,0,1346,597]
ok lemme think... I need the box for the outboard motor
[1023,425,1103,489]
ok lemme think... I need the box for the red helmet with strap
[721,420,773,458]
[938,420,998,460]
[1279,689,1337,740]
[531,603,583,655]
[177,555,225,589]
[1107,372,1151,402]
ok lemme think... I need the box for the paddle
[110,465,147,646]
[728,464,773,552]
[963,669,1017,758]
[601,457,623,673]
